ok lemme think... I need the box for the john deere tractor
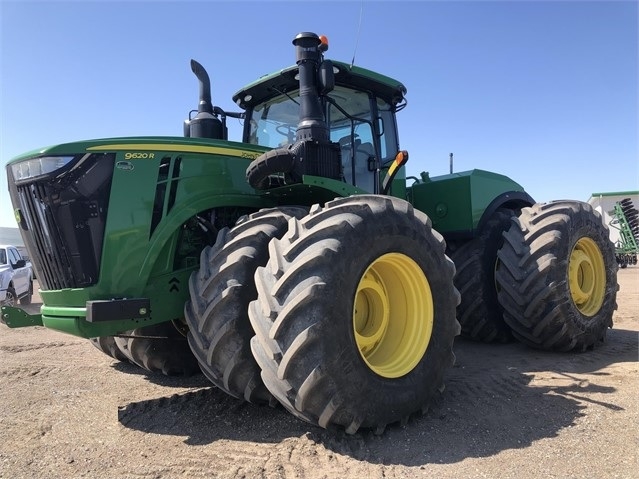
[2,33,618,434]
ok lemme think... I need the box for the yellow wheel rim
[353,253,433,378]
[568,237,606,316]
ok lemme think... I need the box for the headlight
[10,156,75,181]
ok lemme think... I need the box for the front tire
[185,207,308,404]
[496,201,618,351]
[249,195,460,433]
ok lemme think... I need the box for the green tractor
[2,33,618,433]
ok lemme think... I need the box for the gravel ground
[0,268,637,479]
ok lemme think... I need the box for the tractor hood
[6,136,268,168]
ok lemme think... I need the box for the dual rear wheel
[496,201,618,351]
[452,200,617,352]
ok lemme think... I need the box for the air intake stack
[246,32,342,190]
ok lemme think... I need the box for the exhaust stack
[184,59,225,139]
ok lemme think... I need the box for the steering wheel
[276,124,296,143]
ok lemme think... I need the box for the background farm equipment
[609,198,639,268]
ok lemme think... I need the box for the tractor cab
[232,42,408,193]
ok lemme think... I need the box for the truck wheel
[496,200,619,351]
[2,286,17,307]
[19,281,33,305]
[448,209,515,342]
[249,195,460,433]
[90,336,130,362]
[114,321,200,375]
[185,207,308,404]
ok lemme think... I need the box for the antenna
[350,0,364,68]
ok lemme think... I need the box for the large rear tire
[249,195,460,433]
[185,207,308,404]
[448,209,515,342]
[114,321,200,375]
[496,201,618,351]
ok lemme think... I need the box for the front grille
[7,153,115,290]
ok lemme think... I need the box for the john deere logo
[116,161,134,171]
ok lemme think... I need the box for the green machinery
[2,33,619,433]
[609,198,638,268]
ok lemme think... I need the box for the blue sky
[1,0,637,228]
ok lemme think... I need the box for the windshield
[248,92,300,148]
[247,86,396,155]
[0,248,6,265]
[246,86,399,192]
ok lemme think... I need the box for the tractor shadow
[117,326,637,466]
[110,360,210,388]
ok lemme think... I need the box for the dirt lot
[0,268,637,479]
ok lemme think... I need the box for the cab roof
[232,60,407,111]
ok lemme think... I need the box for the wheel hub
[353,253,433,378]
[569,237,606,316]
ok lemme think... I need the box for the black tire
[89,336,130,362]
[114,321,200,376]
[496,200,618,351]
[249,195,461,434]
[2,286,17,307]
[447,209,515,342]
[185,206,308,404]
[19,281,33,305]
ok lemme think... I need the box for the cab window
[246,85,400,193]
[248,92,300,148]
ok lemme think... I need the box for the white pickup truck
[0,244,33,306]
